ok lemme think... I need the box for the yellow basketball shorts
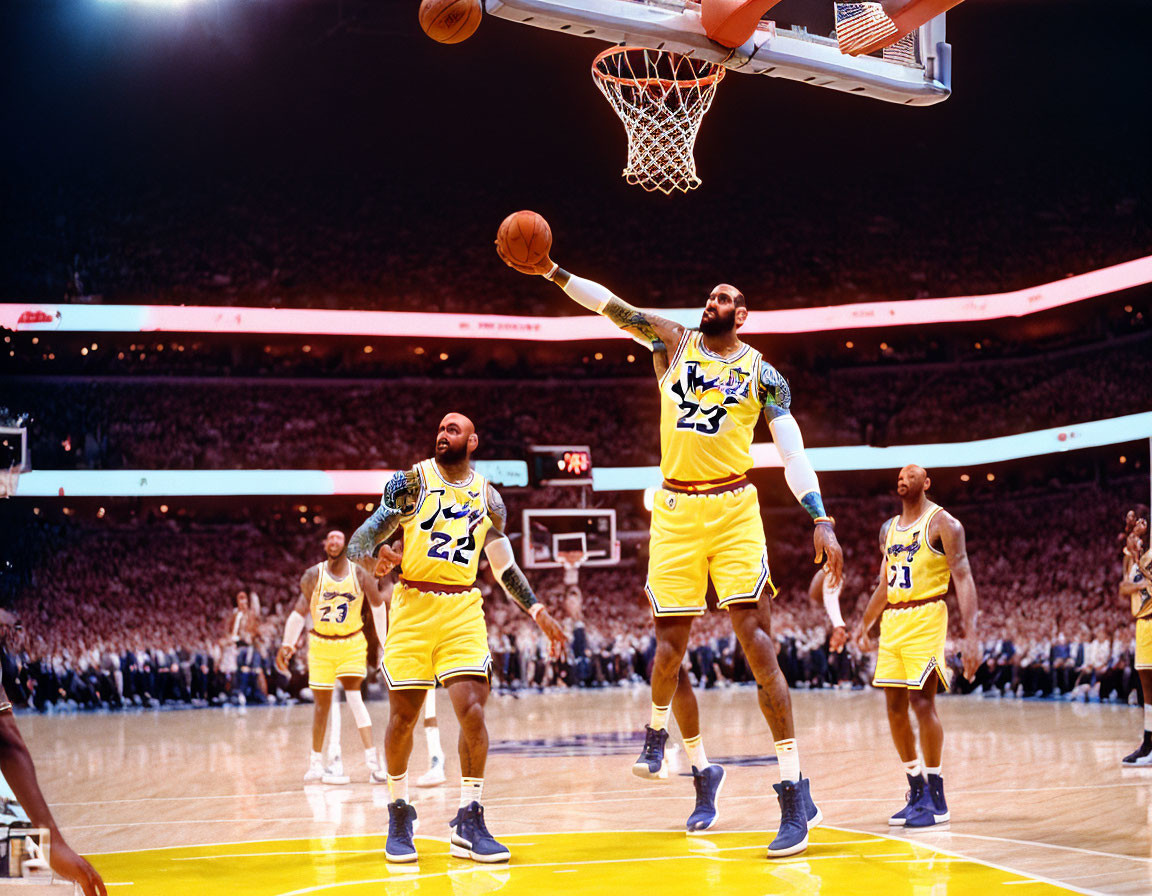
[645,484,776,617]
[308,630,367,690]
[874,599,951,690]
[1136,618,1152,670]
[381,583,491,689]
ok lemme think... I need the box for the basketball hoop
[591,47,725,195]
[557,549,585,586]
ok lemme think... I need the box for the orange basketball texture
[418,0,482,44]
[497,211,553,266]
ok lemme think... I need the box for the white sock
[650,702,671,731]
[775,738,800,783]
[426,725,444,759]
[1144,704,1151,733]
[461,776,483,807]
[365,747,378,768]
[387,772,408,803]
[902,758,924,779]
[310,750,323,766]
[924,765,942,778]
[683,734,708,770]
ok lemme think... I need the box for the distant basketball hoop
[592,47,724,195]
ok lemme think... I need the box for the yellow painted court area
[90,829,1074,895]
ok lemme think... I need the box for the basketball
[496,210,553,269]
[418,0,482,44]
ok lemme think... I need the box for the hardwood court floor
[18,688,1152,894]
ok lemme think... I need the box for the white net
[592,47,725,195]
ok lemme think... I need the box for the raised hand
[495,239,555,276]
[382,469,420,513]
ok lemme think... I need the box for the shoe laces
[467,803,495,841]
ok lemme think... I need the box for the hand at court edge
[961,633,981,681]
[829,626,848,653]
[814,525,843,586]
[535,608,567,660]
[375,543,403,577]
[274,645,294,674]
[50,834,107,896]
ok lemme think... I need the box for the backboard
[485,0,950,105]
[522,507,620,569]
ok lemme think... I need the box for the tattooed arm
[547,266,684,351]
[347,469,420,569]
[483,484,567,654]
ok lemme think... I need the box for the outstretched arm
[495,238,683,351]
[347,469,420,568]
[760,360,842,584]
[937,511,980,681]
[483,484,566,656]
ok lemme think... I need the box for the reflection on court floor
[90,829,1073,895]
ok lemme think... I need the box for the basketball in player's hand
[495,210,554,275]
[418,0,482,44]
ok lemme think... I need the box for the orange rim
[591,46,726,89]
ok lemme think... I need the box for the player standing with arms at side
[855,465,979,827]
[1120,512,1152,766]
[348,413,565,865]
[498,219,843,858]
[276,530,388,783]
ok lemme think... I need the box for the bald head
[435,412,479,464]
[701,283,748,336]
[896,464,930,500]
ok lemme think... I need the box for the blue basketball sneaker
[888,774,926,827]
[632,725,669,780]
[767,780,809,858]
[686,764,726,832]
[799,775,822,829]
[905,773,950,827]
[449,801,511,863]
[385,799,418,863]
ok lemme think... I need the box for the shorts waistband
[662,475,749,496]
[399,577,475,595]
[311,627,364,640]
[883,595,946,612]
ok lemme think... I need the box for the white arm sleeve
[553,273,613,313]
[370,601,388,643]
[484,535,515,576]
[282,610,306,648]
[821,572,846,628]
[768,414,822,503]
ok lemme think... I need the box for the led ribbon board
[10,415,1149,497]
[2,255,1148,340]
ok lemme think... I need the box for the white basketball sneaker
[322,756,351,785]
[417,753,447,787]
[304,757,326,783]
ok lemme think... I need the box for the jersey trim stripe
[659,329,693,388]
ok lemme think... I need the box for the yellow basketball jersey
[310,560,365,637]
[659,331,763,483]
[884,504,951,605]
[399,458,493,588]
